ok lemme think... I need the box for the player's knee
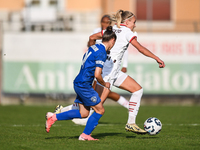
[133,88,143,96]
[135,86,143,92]
[101,108,105,115]
[80,111,90,118]
[95,108,105,115]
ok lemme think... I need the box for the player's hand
[104,82,110,89]
[156,58,165,68]
[121,67,127,73]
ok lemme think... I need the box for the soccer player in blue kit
[45,26,117,141]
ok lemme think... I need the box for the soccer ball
[144,117,162,135]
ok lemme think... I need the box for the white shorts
[113,71,128,87]
[97,57,128,89]
[97,70,128,90]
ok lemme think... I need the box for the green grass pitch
[0,105,200,150]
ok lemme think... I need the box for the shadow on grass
[94,132,158,139]
[45,136,69,140]
[45,133,122,140]
[94,132,122,139]
[45,136,80,140]
[45,133,159,140]
[98,121,124,125]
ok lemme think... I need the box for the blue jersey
[74,43,107,88]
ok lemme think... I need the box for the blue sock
[83,112,102,135]
[56,110,81,121]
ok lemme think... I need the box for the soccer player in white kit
[54,15,130,125]
[92,15,129,109]
[89,10,165,134]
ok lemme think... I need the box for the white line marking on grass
[150,124,200,126]
[179,124,199,126]
[164,124,172,126]
[13,124,25,127]
[98,124,115,126]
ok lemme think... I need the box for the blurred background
[0,0,200,105]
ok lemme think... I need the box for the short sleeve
[95,51,107,68]
[126,31,138,43]
[101,29,106,36]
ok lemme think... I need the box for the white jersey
[110,24,137,69]
[102,24,137,86]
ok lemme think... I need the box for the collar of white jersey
[114,23,127,27]
[120,24,127,27]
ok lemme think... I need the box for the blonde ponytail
[111,10,135,28]
[111,10,123,28]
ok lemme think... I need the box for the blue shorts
[74,85,101,106]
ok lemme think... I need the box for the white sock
[61,103,79,113]
[117,96,129,109]
[127,88,143,124]
[72,108,94,125]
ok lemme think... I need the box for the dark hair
[101,14,111,24]
[102,26,116,42]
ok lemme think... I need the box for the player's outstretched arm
[88,32,102,47]
[131,38,165,68]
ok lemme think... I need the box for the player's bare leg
[94,80,129,108]
[94,84,110,104]
[107,92,129,109]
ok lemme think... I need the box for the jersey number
[81,50,92,68]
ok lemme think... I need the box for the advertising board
[3,32,200,95]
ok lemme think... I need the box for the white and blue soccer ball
[144,117,162,135]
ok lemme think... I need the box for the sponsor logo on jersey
[113,29,122,33]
